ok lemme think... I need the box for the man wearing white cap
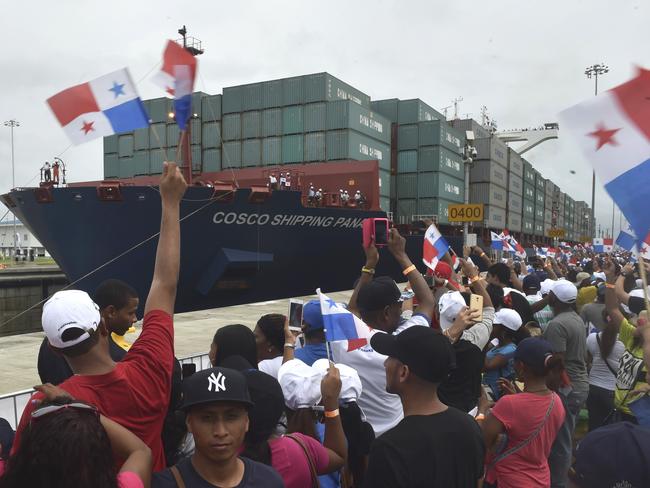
[543,279,589,488]
[12,162,187,473]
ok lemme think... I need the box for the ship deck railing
[0,351,211,429]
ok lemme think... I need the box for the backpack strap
[170,465,187,488]
[596,332,619,378]
[286,434,321,488]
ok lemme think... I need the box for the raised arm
[388,228,434,321]
[530,294,550,314]
[348,241,379,315]
[543,259,558,280]
[101,415,152,487]
[615,262,634,306]
[144,162,187,316]
[321,366,347,472]
[603,258,624,352]
[458,258,494,349]
[473,245,492,266]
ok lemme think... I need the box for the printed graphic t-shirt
[615,318,647,415]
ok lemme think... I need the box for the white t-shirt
[586,332,625,391]
[331,314,429,437]
[258,356,283,379]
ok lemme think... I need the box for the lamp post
[462,131,477,246]
[4,119,19,260]
[584,63,609,239]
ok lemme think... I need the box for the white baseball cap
[42,290,101,349]
[540,279,555,296]
[438,291,467,331]
[494,308,523,331]
[277,359,322,410]
[551,280,578,304]
[312,358,362,403]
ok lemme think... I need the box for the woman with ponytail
[480,338,567,488]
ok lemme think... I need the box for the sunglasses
[31,402,98,422]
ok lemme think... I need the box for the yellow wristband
[470,276,480,283]
[361,266,375,275]
[605,283,616,289]
[402,264,417,276]
[479,252,486,258]
[324,409,340,418]
[475,413,485,421]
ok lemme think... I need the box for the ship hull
[3,185,425,313]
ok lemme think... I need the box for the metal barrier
[0,352,212,429]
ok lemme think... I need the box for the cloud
[1,0,648,237]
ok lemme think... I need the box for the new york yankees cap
[181,367,254,411]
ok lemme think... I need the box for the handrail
[0,352,212,429]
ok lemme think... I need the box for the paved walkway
[0,290,353,394]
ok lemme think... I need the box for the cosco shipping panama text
[212,212,365,228]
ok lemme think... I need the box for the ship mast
[176,26,203,185]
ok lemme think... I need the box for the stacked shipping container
[102,74,591,242]
[372,98,465,224]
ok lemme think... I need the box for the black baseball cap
[514,337,554,371]
[370,326,455,384]
[574,422,650,487]
[357,276,402,313]
[181,367,254,411]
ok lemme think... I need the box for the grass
[0,256,56,268]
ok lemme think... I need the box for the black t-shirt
[438,340,485,412]
[364,407,485,488]
[153,456,285,488]
[37,335,127,385]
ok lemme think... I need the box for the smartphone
[373,218,389,247]
[182,363,197,379]
[469,294,483,322]
[288,299,304,333]
[362,217,389,248]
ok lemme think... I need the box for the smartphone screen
[288,300,304,332]
[374,219,388,246]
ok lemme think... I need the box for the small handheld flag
[151,40,197,130]
[47,68,149,145]
[422,224,450,271]
[318,289,372,352]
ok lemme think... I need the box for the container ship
[1,56,592,313]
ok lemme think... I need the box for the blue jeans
[549,389,588,488]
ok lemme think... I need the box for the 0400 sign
[447,204,484,222]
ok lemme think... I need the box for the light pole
[462,131,477,246]
[585,63,609,239]
[4,119,20,260]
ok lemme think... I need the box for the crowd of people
[1,162,650,487]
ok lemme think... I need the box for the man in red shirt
[12,161,187,472]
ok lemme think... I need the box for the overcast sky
[1,0,648,236]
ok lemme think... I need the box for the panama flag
[504,230,526,258]
[593,238,604,253]
[616,229,636,251]
[318,289,372,352]
[491,231,505,250]
[560,67,650,243]
[423,223,450,271]
[151,40,197,130]
[603,238,614,253]
[47,68,149,145]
